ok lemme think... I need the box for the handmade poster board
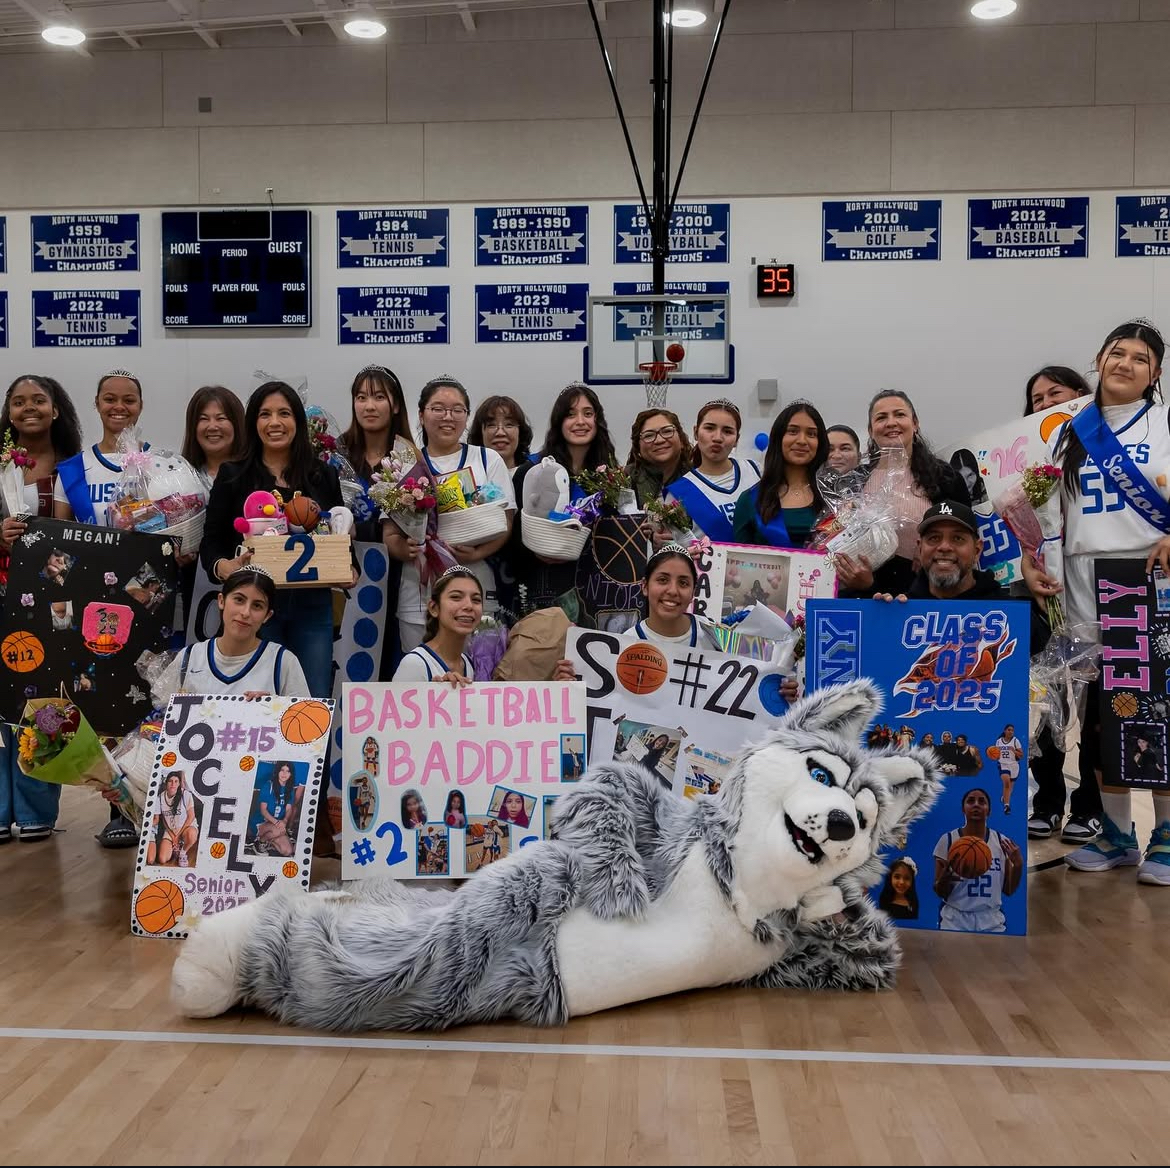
[565,627,790,797]
[130,693,332,938]
[691,542,836,623]
[341,680,587,880]
[806,598,1030,935]
[1096,559,1170,791]
[0,519,178,736]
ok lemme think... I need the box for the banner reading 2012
[806,599,1030,936]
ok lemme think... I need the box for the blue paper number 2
[284,535,319,583]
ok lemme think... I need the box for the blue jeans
[0,722,61,830]
[260,587,335,699]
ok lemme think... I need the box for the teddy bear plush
[171,680,939,1030]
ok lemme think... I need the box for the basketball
[134,879,184,934]
[2,630,44,674]
[280,699,332,744]
[282,860,299,878]
[284,493,320,532]
[210,840,226,859]
[1113,693,1139,718]
[468,821,485,839]
[239,755,256,772]
[947,836,993,879]
[615,643,669,695]
[665,342,686,363]
[161,751,177,767]
[986,745,1000,760]
[446,814,459,826]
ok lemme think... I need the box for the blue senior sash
[746,484,793,547]
[668,473,736,542]
[55,450,96,525]
[1072,402,1170,534]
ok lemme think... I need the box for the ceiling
[0,0,651,50]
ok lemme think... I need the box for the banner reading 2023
[476,283,587,343]
[806,599,1030,936]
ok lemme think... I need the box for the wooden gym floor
[0,786,1167,1167]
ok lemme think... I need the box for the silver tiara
[104,368,135,379]
[423,373,465,391]
[701,397,739,413]
[234,563,274,580]
[558,381,591,397]
[357,364,391,377]
[437,564,477,583]
[649,542,694,561]
[1127,317,1165,341]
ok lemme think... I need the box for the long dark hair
[181,385,246,470]
[423,566,481,641]
[1023,365,1091,417]
[340,365,417,475]
[691,398,742,468]
[269,760,296,798]
[163,770,186,816]
[1056,320,1165,496]
[469,395,534,464]
[541,384,616,473]
[865,389,953,501]
[241,381,320,494]
[878,858,919,917]
[756,401,828,524]
[626,407,692,478]
[1,374,82,461]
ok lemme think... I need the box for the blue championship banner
[614,203,730,264]
[968,197,1088,260]
[475,205,588,266]
[0,216,6,272]
[822,199,941,262]
[476,283,588,343]
[1116,195,1170,257]
[612,280,729,341]
[806,598,1029,936]
[31,213,140,272]
[32,289,139,348]
[337,208,448,268]
[0,292,7,348]
[337,285,449,345]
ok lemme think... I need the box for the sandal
[96,817,139,849]
[18,825,53,842]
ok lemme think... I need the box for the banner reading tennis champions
[337,285,449,345]
[566,628,789,798]
[341,681,587,880]
[476,283,587,343]
[32,289,140,348]
[1116,195,1170,257]
[805,599,1029,935]
[337,208,448,268]
[130,693,332,939]
[31,213,140,272]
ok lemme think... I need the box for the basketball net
[638,360,677,409]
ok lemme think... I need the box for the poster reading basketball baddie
[805,599,1030,936]
[130,693,333,939]
[341,681,587,880]
[565,628,790,798]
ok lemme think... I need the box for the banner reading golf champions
[806,599,1030,935]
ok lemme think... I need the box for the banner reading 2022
[806,599,1030,936]
[32,289,139,348]
[337,285,449,345]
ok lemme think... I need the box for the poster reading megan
[341,681,587,881]
[130,694,332,938]
[805,599,1030,935]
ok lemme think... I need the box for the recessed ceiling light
[41,25,86,46]
[667,8,708,27]
[344,12,387,39]
[971,0,1017,19]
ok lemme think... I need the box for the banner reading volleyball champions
[806,599,1030,936]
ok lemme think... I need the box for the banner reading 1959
[612,281,729,341]
[32,290,139,348]
[337,285,449,345]
[1116,195,1170,257]
[822,199,941,262]
[31,213,140,272]
[475,205,588,266]
[476,283,588,343]
[968,197,1088,260]
[337,208,449,268]
[614,203,730,264]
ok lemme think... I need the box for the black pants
[1030,681,1104,821]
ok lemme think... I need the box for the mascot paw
[582,853,650,920]
[170,898,262,1018]
[799,883,845,923]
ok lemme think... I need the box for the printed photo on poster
[692,543,835,623]
[243,759,308,857]
[348,771,378,832]
[559,733,586,780]
[464,816,509,872]
[145,768,202,868]
[417,824,451,876]
[615,719,682,789]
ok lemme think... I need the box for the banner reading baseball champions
[805,599,1030,935]
[341,681,587,881]
[566,628,790,799]
[131,693,333,938]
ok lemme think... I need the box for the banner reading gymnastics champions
[805,599,1030,936]
[341,681,587,880]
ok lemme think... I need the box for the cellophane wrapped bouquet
[0,429,35,518]
[644,496,695,543]
[572,464,637,523]
[369,450,456,591]
[108,426,208,552]
[466,614,510,680]
[305,403,372,523]
[810,446,905,572]
[1028,623,1101,750]
[994,461,1065,631]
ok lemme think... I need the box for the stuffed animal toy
[233,490,286,538]
[522,456,572,519]
[171,680,939,1029]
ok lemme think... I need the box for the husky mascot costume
[173,681,940,1029]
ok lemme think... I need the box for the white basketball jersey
[668,459,760,536]
[177,640,289,697]
[933,828,1007,915]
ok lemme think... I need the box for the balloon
[755,432,768,452]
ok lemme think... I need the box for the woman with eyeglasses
[626,408,692,509]
[385,375,516,652]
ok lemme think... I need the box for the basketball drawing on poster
[130,693,332,938]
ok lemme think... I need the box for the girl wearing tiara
[393,565,480,685]
[666,399,760,544]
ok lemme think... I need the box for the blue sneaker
[1065,815,1140,872]
[1138,822,1170,886]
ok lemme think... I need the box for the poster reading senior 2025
[341,681,587,881]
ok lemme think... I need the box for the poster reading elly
[341,681,587,881]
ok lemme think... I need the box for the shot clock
[755,263,795,299]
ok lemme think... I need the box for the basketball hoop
[638,360,677,409]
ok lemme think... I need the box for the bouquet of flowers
[0,428,35,518]
[994,461,1064,630]
[305,402,369,518]
[810,446,903,571]
[466,614,510,681]
[644,496,695,542]
[368,451,437,544]
[573,464,635,518]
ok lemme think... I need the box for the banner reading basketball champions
[341,681,587,881]
[805,599,1030,936]
[565,628,790,799]
[130,693,332,939]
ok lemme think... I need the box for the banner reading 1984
[337,285,449,345]
[32,290,140,348]
[614,203,730,264]
[967,197,1088,260]
[31,213,140,272]
[476,283,588,343]
[337,209,448,268]
[475,205,588,266]
[822,199,941,262]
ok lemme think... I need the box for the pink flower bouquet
[994,462,1065,630]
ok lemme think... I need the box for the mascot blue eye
[807,761,834,787]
